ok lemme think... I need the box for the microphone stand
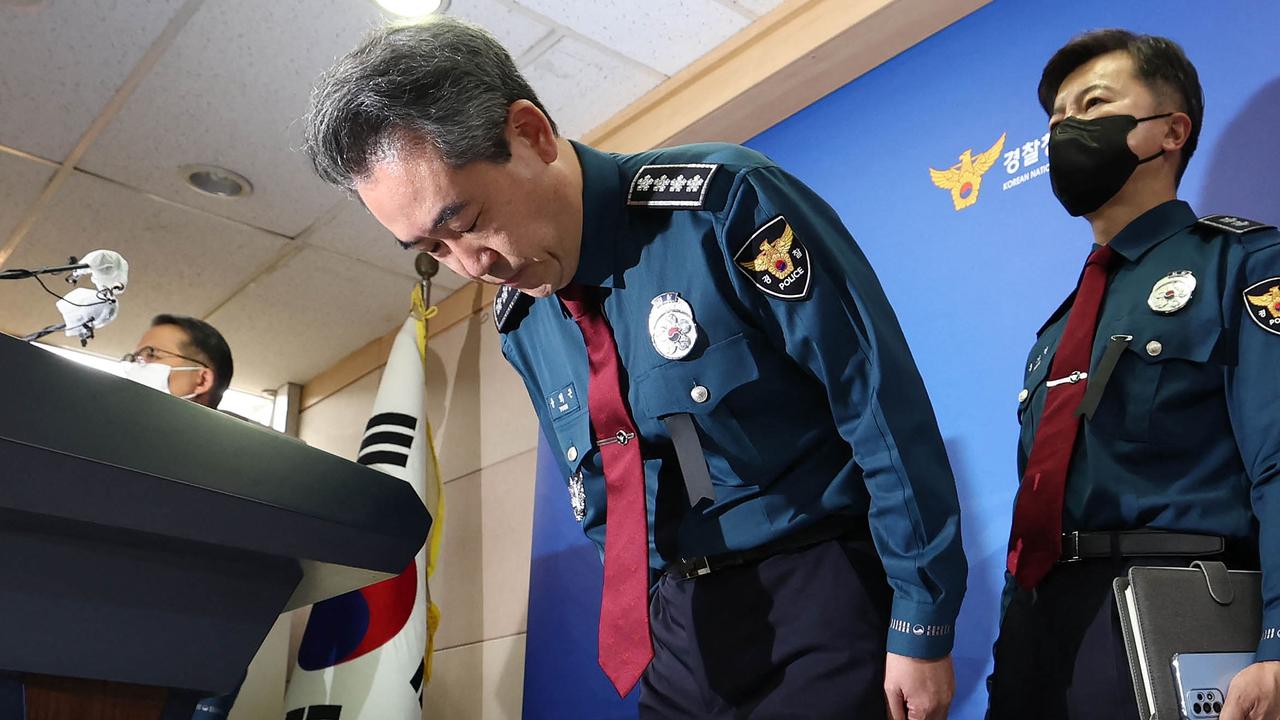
[0,260,89,281]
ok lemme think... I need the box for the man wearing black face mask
[986,29,1280,720]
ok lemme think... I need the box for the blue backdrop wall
[523,2,1280,718]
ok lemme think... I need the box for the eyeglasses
[121,345,208,368]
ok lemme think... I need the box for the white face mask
[119,361,202,399]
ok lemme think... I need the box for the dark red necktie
[1007,245,1117,590]
[558,283,653,696]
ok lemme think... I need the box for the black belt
[1058,530,1226,563]
[665,516,869,580]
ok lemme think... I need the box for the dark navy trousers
[639,536,892,719]
[986,560,1141,720]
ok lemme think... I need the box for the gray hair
[302,16,558,191]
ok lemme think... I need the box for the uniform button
[1017,388,1029,403]
[690,385,709,403]
[1146,340,1163,357]
[566,445,578,462]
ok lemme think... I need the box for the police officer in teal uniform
[304,17,966,720]
[987,30,1280,720]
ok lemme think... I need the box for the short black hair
[1039,29,1203,183]
[152,314,234,407]
[304,16,558,193]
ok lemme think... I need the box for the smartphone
[1170,652,1254,719]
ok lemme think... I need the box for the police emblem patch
[567,472,586,522]
[733,215,811,300]
[1244,277,1280,336]
[648,292,698,360]
[1147,270,1196,314]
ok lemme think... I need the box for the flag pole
[412,252,443,696]
[414,253,438,307]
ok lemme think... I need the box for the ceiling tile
[206,246,419,392]
[522,36,664,138]
[0,0,187,162]
[303,198,470,291]
[0,170,287,370]
[449,0,555,59]
[78,0,390,238]
[513,0,749,75]
[0,151,55,244]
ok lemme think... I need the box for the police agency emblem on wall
[734,216,811,300]
[1245,278,1280,335]
[1148,270,1196,314]
[648,292,699,359]
[928,132,1006,211]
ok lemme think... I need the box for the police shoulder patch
[627,163,719,209]
[1244,277,1280,336]
[1198,214,1276,235]
[493,285,531,333]
[733,215,811,300]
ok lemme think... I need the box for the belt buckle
[682,556,713,579]
[1062,531,1083,563]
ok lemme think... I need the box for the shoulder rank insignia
[733,215,811,300]
[1198,214,1277,235]
[627,163,718,209]
[493,285,531,333]
[1244,277,1280,336]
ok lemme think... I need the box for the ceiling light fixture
[374,0,448,18]
[180,164,253,199]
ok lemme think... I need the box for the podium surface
[0,332,431,695]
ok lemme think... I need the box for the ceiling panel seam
[709,0,760,21]
[493,0,668,79]
[0,144,60,169]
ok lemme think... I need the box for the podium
[0,333,432,718]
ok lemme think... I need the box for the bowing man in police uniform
[987,29,1280,720]
[304,17,967,719]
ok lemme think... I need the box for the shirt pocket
[632,332,764,484]
[1017,348,1054,428]
[548,402,593,478]
[1090,316,1225,444]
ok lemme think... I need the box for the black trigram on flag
[284,705,341,720]
[410,658,425,707]
[357,412,417,468]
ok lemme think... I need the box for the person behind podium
[121,314,233,410]
[123,314,243,719]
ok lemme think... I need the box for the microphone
[68,250,128,293]
[54,287,119,346]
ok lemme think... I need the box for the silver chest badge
[648,292,698,360]
[1147,270,1196,314]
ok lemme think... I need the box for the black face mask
[1048,112,1172,216]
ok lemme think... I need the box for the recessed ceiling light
[180,164,253,199]
[374,0,448,18]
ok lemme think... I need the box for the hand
[1220,660,1280,720]
[884,652,954,720]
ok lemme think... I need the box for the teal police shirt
[1015,199,1280,661]
[498,141,967,658]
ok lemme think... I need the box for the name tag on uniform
[546,383,581,417]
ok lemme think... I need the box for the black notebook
[1113,562,1261,719]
